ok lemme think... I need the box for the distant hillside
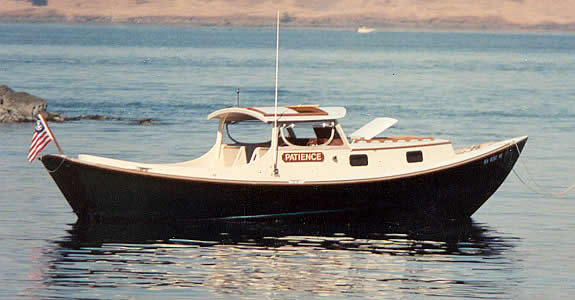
[2,0,575,31]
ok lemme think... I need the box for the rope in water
[513,143,575,196]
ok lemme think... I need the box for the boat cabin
[205,105,456,179]
[207,105,348,167]
[75,104,456,182]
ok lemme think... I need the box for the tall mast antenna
[274,10,280,130]
[272,10,280,175]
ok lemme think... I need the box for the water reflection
[31,218,522,299]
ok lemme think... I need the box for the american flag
[28,114,53,163]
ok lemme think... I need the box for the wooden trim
[246,107,328,117]
[352,141,451,151]
[285,105,325,114]
[353,136,435,143]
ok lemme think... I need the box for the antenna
[274,10,280,126]
[272,10,280,175]
[236,88,240,107]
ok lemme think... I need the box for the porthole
[406,151,423,163]
[350,154,368,166]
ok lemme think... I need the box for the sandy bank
[2,0,575,32]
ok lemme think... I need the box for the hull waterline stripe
[211,208,351,220]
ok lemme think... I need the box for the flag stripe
[28,134,50,160]
[29,132,48,152]
[29,132,40,147]
[30,131,48,149]
[29,139,49,157]
[28,115,53,163]
[28,142,49,162]
[28,141,50,162]
[29,134,50,156]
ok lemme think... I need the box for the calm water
[1,24,574,299]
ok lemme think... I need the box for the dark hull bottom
[42,138,526,223]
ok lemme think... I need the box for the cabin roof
[207,105,347,123]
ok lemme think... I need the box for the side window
[406,151,423,163]
[350,154,368,166]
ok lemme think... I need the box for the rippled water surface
[1,24,574,298]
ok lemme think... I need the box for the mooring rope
[45,155,66,173]
[513,143,575,196]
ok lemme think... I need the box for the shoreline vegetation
[1,0,575,32]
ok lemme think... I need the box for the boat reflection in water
[33,217,522,299]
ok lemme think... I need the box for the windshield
[223,120,343,146]
[224,120,273,145]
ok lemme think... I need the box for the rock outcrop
[0,85,50,123]
[0,84,156,124]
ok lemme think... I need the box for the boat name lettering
[282,152,324,162]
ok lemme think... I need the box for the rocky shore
[0,85,154,124]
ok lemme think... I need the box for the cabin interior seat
[249,147,269,163]
[220,144,272,166]
[219,145,245,167]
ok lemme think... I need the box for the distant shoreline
[2,15,575,33]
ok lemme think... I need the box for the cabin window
[406,151,423,163]
[350,154,368,166]
[280,121,342,146]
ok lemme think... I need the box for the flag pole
[38,114,64,156]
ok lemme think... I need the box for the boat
[357,26,375,34]
[41,104,527,222]
[39,15,527,223]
